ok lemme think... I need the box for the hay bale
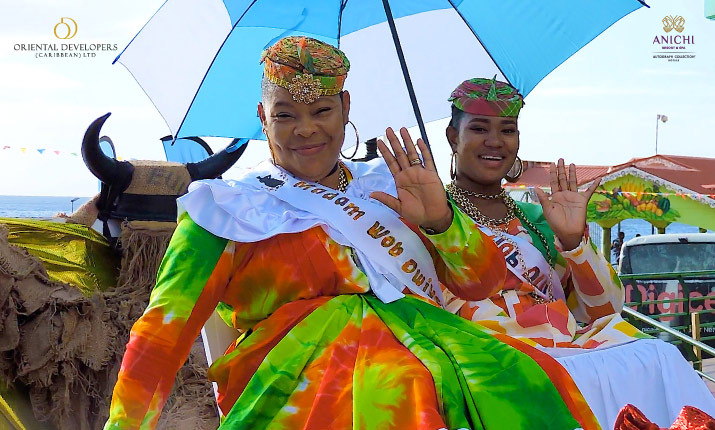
[0,222,219,430]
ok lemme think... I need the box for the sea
[0,195,706,264]
[0,195,92,218]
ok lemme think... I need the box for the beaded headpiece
[260,36,350,104]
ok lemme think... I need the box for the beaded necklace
[337,163,348,192]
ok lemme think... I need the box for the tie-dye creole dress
[432,199,715,428]
[433,200,640,349]
[103,160,599,430]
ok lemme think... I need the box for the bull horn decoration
[186,138,248,180]
[82,113,121,184]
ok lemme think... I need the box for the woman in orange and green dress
[384,76,714,428]
[103,37,600,430]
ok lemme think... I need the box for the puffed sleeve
[104,213,232,429]
[560,236,625,323]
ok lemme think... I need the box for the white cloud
[0,62,83,90]
[639,68,709,77]
[533,85,655,97]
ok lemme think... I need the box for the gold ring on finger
[409,158,422,166]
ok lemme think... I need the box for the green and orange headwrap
[449,76,524,117]
[260,36,350,104]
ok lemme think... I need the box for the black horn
[184,136,215,156]
[82,113,120,184]
[186,138,248,180]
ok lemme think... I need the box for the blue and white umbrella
[115,0,647,147]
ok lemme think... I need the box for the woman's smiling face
[447,113,519,187]
[258,86,350,182]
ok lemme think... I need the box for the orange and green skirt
[211,294,599,430]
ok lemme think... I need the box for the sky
[0,0,713,197]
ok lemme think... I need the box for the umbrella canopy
[115,0,647,145]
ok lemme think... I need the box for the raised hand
[533,159,600,251]
[370,127,452,232]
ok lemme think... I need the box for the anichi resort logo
[652,14,696,62]
[662,15,685,33]
[54,18,78,39]
[11,18,118,59]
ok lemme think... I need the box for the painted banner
[587,173,715,230]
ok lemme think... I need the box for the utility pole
[655,114,668,154]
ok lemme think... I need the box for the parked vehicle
[618,233,715,349]
[619,233,715,275]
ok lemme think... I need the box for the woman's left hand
[370,127,452,232]
[533,159,600,251]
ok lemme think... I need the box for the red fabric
[613,405,660,430]
[613,404,715,430]
[670,406,715,430]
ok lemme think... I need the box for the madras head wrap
[260,36,350,104]
[449,76,524,117]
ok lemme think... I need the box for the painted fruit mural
[588,179,681,223]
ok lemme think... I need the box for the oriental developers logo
[54,18,78,39]
[652,14,696,62]
[11,18,119,59]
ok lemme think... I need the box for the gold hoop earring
[450,152,457,180]
[340,120,360,160]
[504,156,523,183]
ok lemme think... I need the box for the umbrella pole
[381,0,434,159]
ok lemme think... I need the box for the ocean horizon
[1,195,708,265]
[0,195,92,218]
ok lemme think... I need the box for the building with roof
[505,155,715,255]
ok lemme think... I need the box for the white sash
[178,159,444,308]
[477,224,566,302]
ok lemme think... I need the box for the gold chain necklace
[456,187,508,200]
[446,183,515,231]
[446,182,556,303]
